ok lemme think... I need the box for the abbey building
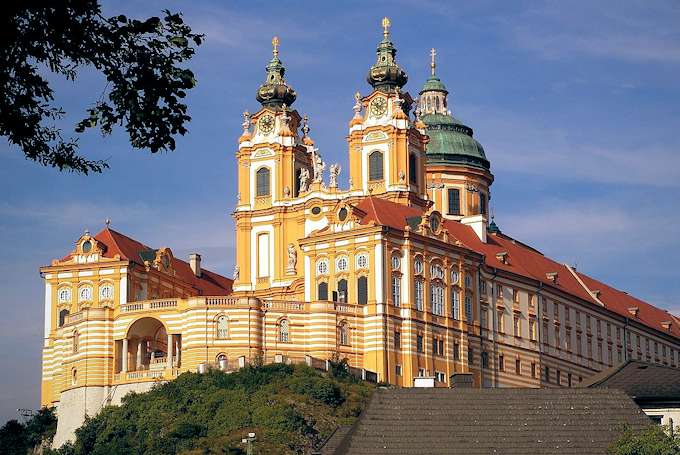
[41,19,680,446]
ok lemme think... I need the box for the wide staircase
[321,387,650,455]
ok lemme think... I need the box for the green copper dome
[421,113,490,170]
[418,49,490,170]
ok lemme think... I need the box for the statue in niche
[329,164,341,188]
[286,243,297,274]
[299,168,310,192]
[233,265,240,281]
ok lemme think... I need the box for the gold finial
[272,36,280,57]
[381,17,391,38]
[430,48,436,76]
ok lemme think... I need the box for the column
[136,341,142,370]
[167,333,173,368]
[122,338,128,373]
[175,339,180,366]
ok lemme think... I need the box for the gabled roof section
[91,227,232,296]
[581,360,680,402]
[351,196,677,340]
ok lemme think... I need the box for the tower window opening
[409,154,417,184]
[447,188,461,215]
[368,151,384,181]
[256,167,271,196]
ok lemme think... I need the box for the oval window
[338,207,348,221]
[311,206,322,215]
[82,241,92,253]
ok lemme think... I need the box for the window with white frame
[430,264,444,280]
[99,283,114,301]
[356,253,368,269]
[451,288,460,320]
[336,256,348,272]
[279,319,290,343]
[391,255,401,270]
[435,371,446,383]
[464,294,472,322]
[414,257,423,275]
[58,287,71,303]
[430,283,444,316]
[391,275,401,307]
[78,285,92,302]
[464,274,472,289]
[450,269,459,285]
[316,259,329,276]
[414,279,424,311]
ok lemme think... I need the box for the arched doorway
[120,317,179,373]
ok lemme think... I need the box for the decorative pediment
[143,247,175,276]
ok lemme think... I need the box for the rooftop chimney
[189,253,202,277]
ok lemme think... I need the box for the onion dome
[367,17,408,92]
[419,49,490,170]
[256,36,297,109]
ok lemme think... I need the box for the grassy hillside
[49,362,375,454]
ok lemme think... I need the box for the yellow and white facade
[41,19,680,446]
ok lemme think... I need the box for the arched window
[368,151,384,181]
[58,287,71,303]
[58,309,69,327]
[338,322,349,346]
[72,330,79,354]
[357,276,368,305]
[216,315,228,339]
[279,319,290,343]
[318,282,329,301]
[256,167,271,196]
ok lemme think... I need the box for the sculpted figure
[286,243,297,274]
[299,168,310,192]
[329,163,341,188]
[233,265,240,280]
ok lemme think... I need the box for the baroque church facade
[41,19,680,446]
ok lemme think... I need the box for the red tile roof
[357,197,678,339]
[93,227,232,296]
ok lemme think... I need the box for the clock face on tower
[258,114,275,134]
[370,97,388,117]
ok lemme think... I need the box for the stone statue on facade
[312,149,325,183]
[233,265,240,280]
[329,163,341,188]
[299,167,310,192]
[286,243,297,275]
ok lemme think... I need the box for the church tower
[347,18,429,206]
[420,49,494,239]
[232,37,314,295]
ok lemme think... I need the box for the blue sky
[1,0,679,422]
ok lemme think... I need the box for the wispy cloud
[509,1,680,63]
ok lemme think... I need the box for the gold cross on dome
[382,17,391,38]
[272,36,280,57]
[430,48,436,76]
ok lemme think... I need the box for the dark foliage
[0,1,203,174]
[608,424,680,455]
[0,407,57,455]
[46,363,374,454]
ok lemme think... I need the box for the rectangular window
[499,354,504,371]
[464,295,472,322]
[544,366,550,383]
[587,337,593,358]
[451,289,460,320]
[566,328,572,352]
[479,193,487,215]
[482,352,489,368]
[396,364,402,376]
[496,284,503,300]
[417,335,424,353]
[394,331,401,350]
[514,316,521,337]
[543,320,549,346]
[531,362,536,379]
[414,280,424,311]
[409,154,417,184]
[430,284,444,316]
[418,368,425,377]
[435,371,446,383]
[480,280,487,295]
[447,188,461,215]
[439,339,444,356]
[556,370,561,386]
[512,289,520,304]
[468,348,474,365]
[498,309,505,333]
[568,373,573,388]
[357,276,368,305]
[481,308,488,329]
[555,324,561,348]
[391,275,401,307]
[608,345,613,366]
[529,293,535,309]
[529,318,537,341]
[577,333,583,356]
[453,342,460,361]
[257,233,270,277]
[515,358,521,375]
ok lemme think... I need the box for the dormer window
[82,240,92,253]
[628,307,639,318]
[496,252,508,264]
[546,272,558,284]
